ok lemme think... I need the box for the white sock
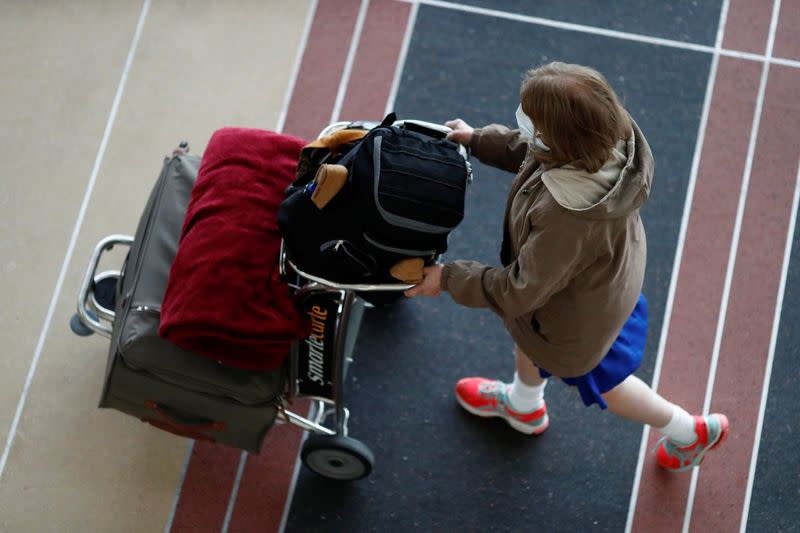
[507,372,546,412]
[657,404,697,445]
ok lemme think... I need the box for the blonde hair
[520,62,631,173]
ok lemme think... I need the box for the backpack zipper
[324,240,375,275]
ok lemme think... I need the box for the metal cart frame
[73,234,412,481]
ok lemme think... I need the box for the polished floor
[1,1,798,532]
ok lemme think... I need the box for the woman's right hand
[445,119,474,146]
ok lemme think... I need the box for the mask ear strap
[515,104,534,139]
[517,105,551,152]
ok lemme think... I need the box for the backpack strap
[380,112,397,127]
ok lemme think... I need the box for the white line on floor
[0,0,151,484]
[279,419,313,533]
[682,1,782,531]
[220,451,249,533]
[624,0,730,530]
[330,0,371,124]
[276,0,320,135]
[395,0,799,68]
[163,440,195,533]
[739,158,800,533]
[385,1,420,116]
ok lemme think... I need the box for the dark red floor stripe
[283,0,363,141]
[630,56,763,533]
[774,0,800,60]
[224,1,412,531]
[170,442,242,532]
[723,0,774,54]
[226,402,310,533]
[690,64,800,532]
[339,0,412,121]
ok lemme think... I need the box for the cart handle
[317,119,469,163]
[76,234,134,338]
[279,240,416,292]
[287,259,415,292]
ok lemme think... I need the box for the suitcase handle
[143,419,214,441]
[144,400,226,433]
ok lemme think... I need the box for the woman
[404,62,728,471]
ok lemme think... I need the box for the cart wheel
[301,434,374,481]
[69,312,95,336]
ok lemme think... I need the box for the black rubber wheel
[301,434,374,481]
[69,313,95,336]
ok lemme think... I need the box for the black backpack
[278,114,472,285]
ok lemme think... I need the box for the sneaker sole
[455,395,548,435]
[709,414,730,451]
[695,414,730,468]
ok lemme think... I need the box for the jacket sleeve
[470,124,530,174]
[440,216,595,319]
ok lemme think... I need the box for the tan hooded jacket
[440,120,654,377]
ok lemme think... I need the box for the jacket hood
[540,119,653,219]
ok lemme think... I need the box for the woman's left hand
[404,264,443,298]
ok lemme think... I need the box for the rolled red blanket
[159,127,310,370]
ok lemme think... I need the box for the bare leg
[515,346,673,428]
[514,344,547,386]
[514,344,698,445]
[601,375,673,427]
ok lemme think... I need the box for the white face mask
[515,104,550,152]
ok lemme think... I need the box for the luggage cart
[69,119,462,481]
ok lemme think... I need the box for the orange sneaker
[656,414,729,471]
[455,377,548,435]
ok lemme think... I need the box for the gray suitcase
[96,153,285,452]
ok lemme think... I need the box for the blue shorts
[539,293,648,409]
